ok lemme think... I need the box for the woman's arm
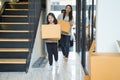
[70,17,74,26]
[57,13,63,20]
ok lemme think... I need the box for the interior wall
[96,0,120,52]
[30,13,43,66]
[0,0,8,10]
[46,0,51,14]
[0,0,27,10]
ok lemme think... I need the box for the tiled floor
[0,47,85,80]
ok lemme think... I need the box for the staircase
[0,2,30,72]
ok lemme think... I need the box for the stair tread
[0,30,29,32]
[0,48,29,52]
[0,22,29,24]
[0,59,26,64]
[1,15,28,17]
[5,9,28,11]
[0,38,29,42]
[8,2,28,4]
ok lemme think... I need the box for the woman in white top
[58,5,74,60]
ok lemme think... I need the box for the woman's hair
[88,5,92,20]
[61,9,65,13]
[63,5,73,21]
[47,13,57,24]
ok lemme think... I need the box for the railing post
[76,0,81,52]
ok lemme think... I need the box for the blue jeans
[59,34,70,57]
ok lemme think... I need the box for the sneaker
[48,65,52,71]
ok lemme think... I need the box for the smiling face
[65,5,71,14]
[48,15,54,24]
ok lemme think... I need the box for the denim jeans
[59,34,70,57]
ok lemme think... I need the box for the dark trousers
[59,34,70,57]
[46,43,58,66]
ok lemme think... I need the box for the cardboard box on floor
[84,53,120,80]
[58,20,70,34]
[41,24,61,40]
[86,40,120,80]
[91,53,120,80]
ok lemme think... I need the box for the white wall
[46,0,51,14]
[96,0,120,52]
[51,0,75,5]
[30,12,44,67]
[0,0,19,10]
[0,0,8,10]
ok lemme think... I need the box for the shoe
[63,56,66,58]
[48,65,52,71]
[64,57,68,60]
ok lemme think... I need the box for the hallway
[0,49,85,80]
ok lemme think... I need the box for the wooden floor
[0,50,85,80]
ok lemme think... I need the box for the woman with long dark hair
[46,13,58,70]
[58,5,74,60]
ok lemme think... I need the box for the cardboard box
[58,20,70,34]
[91,53,120,80]
[41,24,61,40]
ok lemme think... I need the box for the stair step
[5,3,28,9]
[0,30,29,33]
[8,2,28,4]
[5,9,28,11]
[0,59,26,64]
[3,10,28,15]
[0,38,29,42]
[0,52,28,58]
[0,22,29,24]
[0,32,29,38]
[0,41,30,48]
[0,48,29,52]
[0,15,28,22]
[0,24,29,30]
[1,15,28,17]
